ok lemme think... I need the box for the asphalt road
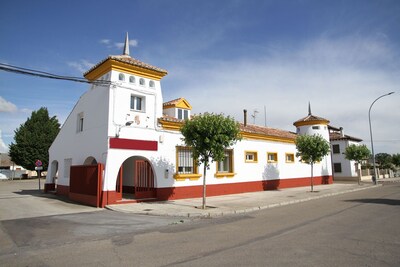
[1,182,399,266]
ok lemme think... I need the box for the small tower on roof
[293,102,330,141]
[82,33,168,131]
[84,33,168,82]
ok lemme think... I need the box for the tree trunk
[310,163,314,192]
[202,163,207,209]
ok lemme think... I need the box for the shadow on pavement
[345,198,400,206]
[14,190,85,206]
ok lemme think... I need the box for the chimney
[243,109,247,127]
[339,127,344,137]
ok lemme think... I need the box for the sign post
[35,160,43,191]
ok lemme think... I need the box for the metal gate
[69,163,104,207]
[135,160,156,199]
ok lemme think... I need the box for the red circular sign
[35,160,42,167]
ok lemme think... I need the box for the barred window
[177,147,196,174]
[334,163,342,173]
[332,144,340,154]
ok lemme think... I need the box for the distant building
[45,34,333,207]
[329,125,363,181]
[0,153,28,179]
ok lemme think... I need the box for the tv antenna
[251,109,259,124]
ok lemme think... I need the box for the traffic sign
[35,160,42,167]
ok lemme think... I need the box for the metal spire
[308,102,312,115]
[123,32,130,56]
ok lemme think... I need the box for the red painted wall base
[44,183,55,192]
[156,176,332,201]
[57,185,69,196]
[47,176,332,206]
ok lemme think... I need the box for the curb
[106,184,382,218]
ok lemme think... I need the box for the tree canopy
[9,107,60,172]
[344,144,371,163]
[180,113,241,208]
[295,134,330,192]
[393,154,400,168]
[344,144,371,185]
[375,153,393,169]
[180,113,241,167]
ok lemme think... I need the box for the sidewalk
[106,178,398,218]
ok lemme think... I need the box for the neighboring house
[329,125,363,181]
[0,153,28,179]
[45,34,333,207]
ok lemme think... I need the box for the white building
[45,35,333,207]
[329,125,363,181]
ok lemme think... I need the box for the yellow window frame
[245,151,258,163]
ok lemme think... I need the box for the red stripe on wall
[156,176,332,201]
[56,185,69,196]
[51,176,332,206]
[109,138,158,151]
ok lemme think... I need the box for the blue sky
[0,0,399,154]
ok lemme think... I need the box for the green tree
[375,153,392,169]
[295,134,330,192]
[393,154,400,167]
[180,113,241,209]
[344,144,371,185]
[393,154,400,177]
[9,107,60,173]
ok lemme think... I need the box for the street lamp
[368,92,395,184]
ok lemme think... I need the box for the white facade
[45,42,333,205]
[329,126,363,181]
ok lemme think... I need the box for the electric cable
[0,62,111,86]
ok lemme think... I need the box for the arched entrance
[45,160,58,192]
[84,156,97,165]
[50,160,58,188]
[116,156,156,200]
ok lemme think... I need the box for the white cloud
[100,39,111,45]
[101,38,139,50]
[67,60,95,73]
[20,108,32,113]
[114,42,125,49]
[0,130,9,153]
[0,96,17,112]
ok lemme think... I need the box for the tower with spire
[83,33,168,131]
[293,102,330,141]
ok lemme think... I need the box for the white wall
[48,65,333,192]
[107,70,163,138]
[331,139,359,178]
[46,79,111,186]
[102,127,333,191]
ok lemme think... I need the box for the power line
[0,63,110,86]
[363,140,400,142]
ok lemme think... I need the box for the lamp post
[368,92,395,184]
